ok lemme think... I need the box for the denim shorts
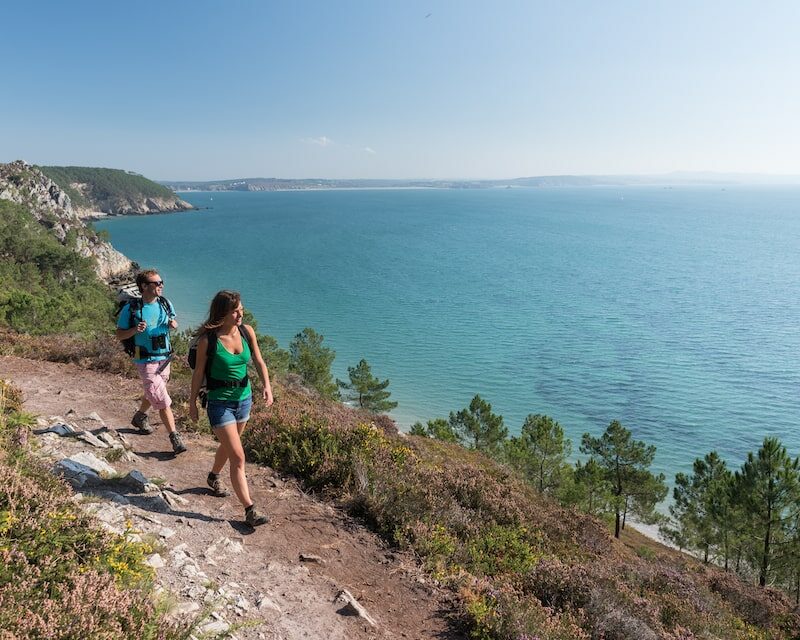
[206,395,252,429]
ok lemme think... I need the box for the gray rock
[256,594,282,615]
[146,553,166,569]
[37,422,78,437]
[162,490,189,509]
[86,412,104,422]
[84,503,124,525]
[54,452,116,488]
[97,431,122,448]
[200,620,229,635]
[69,451,116,475]
[120,469,150,492]
[335,589,377,627]
[299,553,324,564]
[77,430,108,448]
[136,494,172,513]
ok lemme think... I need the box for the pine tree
[666,451,733,564]
[448,395,507,456]
[337,359,398,413]
[409,418,459,442]
[288,327,338,399]
[734,437,800,587]
[580,420,667,538]
[505,414,571,494]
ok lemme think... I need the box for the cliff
[0,160,133,281]
[39,165,193,218]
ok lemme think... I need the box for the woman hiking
[189,290,274,527]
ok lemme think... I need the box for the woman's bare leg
[211,421,248,475]
[211,421,253,507]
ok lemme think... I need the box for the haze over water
[96,186,800,484]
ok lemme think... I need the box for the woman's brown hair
[199,290,242,335]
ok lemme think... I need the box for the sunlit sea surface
[96,186,800,485]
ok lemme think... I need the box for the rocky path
[1,356,462,640]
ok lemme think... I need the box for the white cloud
[301,136,333,147]
[363,147,376,155]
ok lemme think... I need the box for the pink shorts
[135,361,172,410]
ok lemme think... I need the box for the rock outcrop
[0,160,134,281]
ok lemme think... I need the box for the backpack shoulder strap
[158,296,174,317]
[204,330,218,378]
[128,298,143,324]
[239,325,253,353]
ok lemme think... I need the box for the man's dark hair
[135,269,160,292]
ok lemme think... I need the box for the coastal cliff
[39,165,193,218]
[0,160,133,281]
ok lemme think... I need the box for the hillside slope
[0,160,132,281]
[40,165,193,217]
[0,355,460,640]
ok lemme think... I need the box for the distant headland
[160,171,800,192]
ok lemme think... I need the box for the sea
[95,185,800,486]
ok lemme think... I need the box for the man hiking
[116,269,187,454]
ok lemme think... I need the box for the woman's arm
[244,324,273,406]
[188,335,208,421]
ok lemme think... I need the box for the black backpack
[115,286,173,357]
[188,326,253,405]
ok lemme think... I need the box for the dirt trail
[1,356,462,640]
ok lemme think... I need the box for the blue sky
[2,1,798,180]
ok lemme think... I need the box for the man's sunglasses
[146,280,164,286]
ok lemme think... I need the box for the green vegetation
[337,358,398,413]
[244,387,800,639]
[0,381,196,639]
[0,199,114,335]
[449,394,508,455]
[580,420,668,538]
[409,417,459,442]
[289,327,338,399]
[505,414,571,495]
[661,439,800,595]
[40,165,177,209]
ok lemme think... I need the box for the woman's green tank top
[207,331,252,402]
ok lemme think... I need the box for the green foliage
[40,165,176,208]
[570,458,612,516]
[449,394,508,456]
[663,451,734,563]
[409,417,460,442]
[504,414,571,494]
[337,358,398,413]
[465,524,541,577]
[580,420,667,538]
[258,333,290,377]
[0,200,115,335]
[242,309,290,376]
[734,437,800,587]
[289,327,338,399]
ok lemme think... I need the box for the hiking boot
[207,472,230,497]
[169,431,187,454]
[131,410,154,434]
[245,505,269,527]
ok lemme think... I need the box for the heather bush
[240,389,800,639]
[0,327,134,376]
[0,383,198,639]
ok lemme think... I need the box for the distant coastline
[160,172,800,193]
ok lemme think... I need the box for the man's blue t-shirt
[117,299,174,363]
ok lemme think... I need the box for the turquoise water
[96,186,800,484]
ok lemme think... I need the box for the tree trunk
[614,509,621,538]
[760,514,772,587]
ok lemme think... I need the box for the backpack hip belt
[206,374,249,390]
